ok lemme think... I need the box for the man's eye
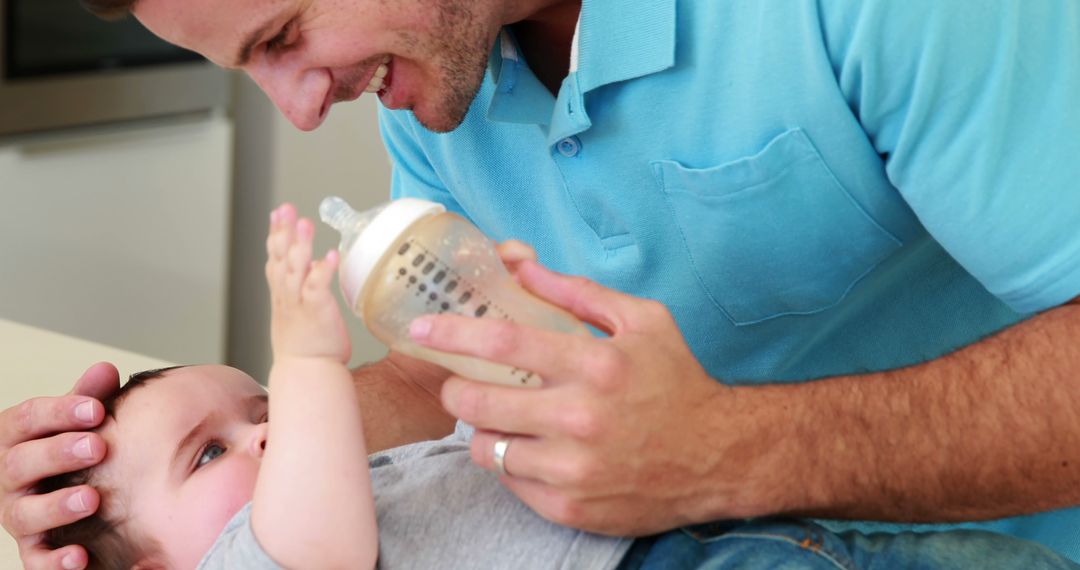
[196,442,226,469]
[266,22,296,52]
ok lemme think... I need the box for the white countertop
[0,318,173,568]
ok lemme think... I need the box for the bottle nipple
[318,196,445,316]
[319,196,359,233]
[320,196,387,252]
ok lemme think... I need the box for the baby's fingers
[303,249,340,301]
[284,218,315,295]
[266,204,297,260]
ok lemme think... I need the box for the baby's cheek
[183,460,260,557]
[206,460,260,527]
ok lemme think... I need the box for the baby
[42,204,632,570]
[41,204,377,569]
[39,204,1080,570]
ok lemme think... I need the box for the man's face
[133,0,499,132]
[96,366,269,568]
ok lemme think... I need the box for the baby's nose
[251,423,269,457]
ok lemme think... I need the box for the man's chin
[411,100,473,134]
[411,72,484,133]
[415,115,466,134]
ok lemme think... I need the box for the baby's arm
[254,204,377,569]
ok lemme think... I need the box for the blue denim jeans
[616,519,1080,570]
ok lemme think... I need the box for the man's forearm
[738,298,1080,522]
[351,352,456,453]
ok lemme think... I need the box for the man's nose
[249,422,269,458]
[245,60,331,131]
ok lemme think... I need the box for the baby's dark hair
[38,366,186,570]
[78,0,138,21]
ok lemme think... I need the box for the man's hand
[413,258,1080,533]
[407,260,743,535]
[1,362,117,570]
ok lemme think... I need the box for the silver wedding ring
[493,437,512,476]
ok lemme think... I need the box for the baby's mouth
[364,55,392,94]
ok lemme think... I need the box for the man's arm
[745,295,1080,522]
[412,261,1080,535]
[351,351,455,453]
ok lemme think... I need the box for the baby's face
[97,365,269,568]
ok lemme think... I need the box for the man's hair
[38,366,186,570]
[79,0,138,21]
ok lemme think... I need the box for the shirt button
[556,136,581,158]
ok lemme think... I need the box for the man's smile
[365,55,392,93]
[321,54,394,119]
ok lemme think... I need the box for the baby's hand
[266,203,351,363]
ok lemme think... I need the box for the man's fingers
[18,539,89,570]
[515,260,641,334]
[2,433,104,492]
[496,240,538,279]
[0,397,103,451]
[499,475,589,531]
[471,430,591,488]
[68,362,120,401]
[471,430,538,480]
[440,377,575,435]
[496,240,537,263]
[8,485,99,539]
[414,316,604,386]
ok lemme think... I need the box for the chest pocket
[652,128,901,325]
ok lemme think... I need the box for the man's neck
[505,0,582,95]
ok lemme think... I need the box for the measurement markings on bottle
[394,239,507,319]
[395,239,535,385]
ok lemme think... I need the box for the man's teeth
[364,57,392,93]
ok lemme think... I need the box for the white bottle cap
[339,198,446,315]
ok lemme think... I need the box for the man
[3,0,1080,568]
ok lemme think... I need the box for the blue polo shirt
[378,0,1080,559]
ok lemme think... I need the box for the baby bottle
[319,196,590,387]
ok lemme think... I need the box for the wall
[0,113,233,365]
[0,73,391,380]
[227,75,392,381]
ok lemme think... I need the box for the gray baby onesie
[197,422,631,569]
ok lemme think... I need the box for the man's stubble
[402,0,493,133]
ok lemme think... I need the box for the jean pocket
[680,520,743,542]
[652,128,902,326]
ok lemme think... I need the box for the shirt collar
[575,0,677,94]
[486,29,555,126]
[485,0,677,131]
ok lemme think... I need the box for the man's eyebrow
[171,416,211,473]
[232,16,280,67]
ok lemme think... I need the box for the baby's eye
[196,442,226,469]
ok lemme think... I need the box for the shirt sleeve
[196,503,284,570]
[377,107,467,217]
[820,0,1080,313]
